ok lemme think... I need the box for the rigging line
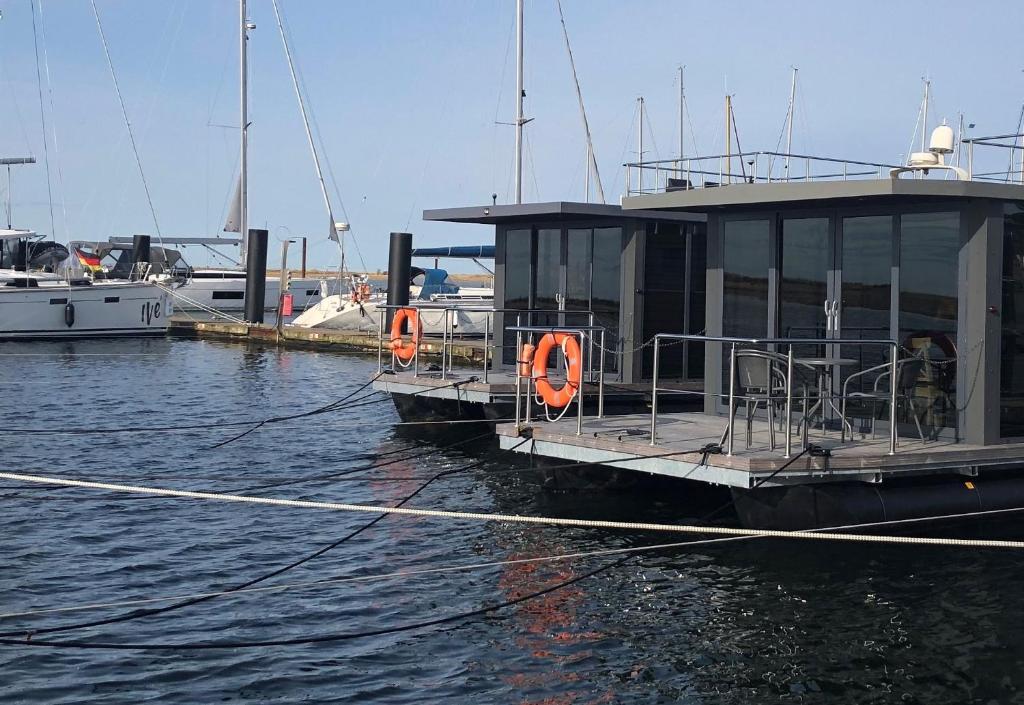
[0,436,530,640]
[35,0,69,240]
[89,0,163,242]
[28,0,55,239]
[9,464,1024,548]
[555,0,604,203]
[8,497,1021,625]
[270,0,338,247]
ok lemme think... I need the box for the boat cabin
[422,202,707,383]
[624,175,1024,447]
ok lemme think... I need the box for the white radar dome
[929,124,955,155]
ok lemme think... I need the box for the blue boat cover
[410,245,494,259]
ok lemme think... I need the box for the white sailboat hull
[171,273,328,312]
[0,280,172,339]
[291,294,492,335]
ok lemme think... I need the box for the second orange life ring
[531,332,582,408]
[390,307,422,361]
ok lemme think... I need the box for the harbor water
[2,339,1023,703]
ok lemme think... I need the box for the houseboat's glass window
[687,226,707,379]
[592,227,622,370]
[503,229,531,310]
[642,222,687,378]
[565,228,592,314]
[723,219,770,337]
[840,215,893,387]
[1001,204,1024,437]
[534,228,561,321]
[779,218,830,349]
[899,211,959,434]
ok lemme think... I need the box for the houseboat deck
[496,412,1024,488]
[374,368,701,409]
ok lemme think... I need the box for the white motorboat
[0,231,171,339]
[292,262,493,335]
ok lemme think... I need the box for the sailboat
[154,0,329,315]
[0,227,171,339]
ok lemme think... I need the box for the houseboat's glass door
[778,217,832,354]
[836,215,894,390]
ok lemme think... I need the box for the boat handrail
[375,305,597,384]
[623,150,903,196]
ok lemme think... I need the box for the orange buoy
[517,342,536,378]
[390,307,422,361]
[531,332,582,408]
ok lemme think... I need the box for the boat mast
[725,94,732,184]
[239,0,251,265]
[785,66,797,179]
[514,0,524,204]
[677,66,684,170]
[920,78,930,153]
[637,96,644,193]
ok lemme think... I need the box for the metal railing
[508,324,607,436]
[376,303,595,383]
[650,335,900,457]
[961,133,1024,184]
[624,151,902,196]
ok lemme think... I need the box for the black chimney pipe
[244,228,269,324]
[385,232,412,331]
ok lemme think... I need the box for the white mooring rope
[2,471,1023,550]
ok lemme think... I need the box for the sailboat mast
[920,78,930,153]
[678,66,684,167]
[725,94,732,184]
[785,67,797,178]
[637,96,644,193]
[514,0,524,204]
[239,0,250,265]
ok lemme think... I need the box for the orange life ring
[531,332,582,408]
[390,307,422,361]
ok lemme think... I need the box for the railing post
[377,307,384,374]
[889,344,898,455]
[804,157,811,181]
[576,330,584,436]
[727,342,737,456]
[650,336,660,445]
[785,344,794,458]
[483,311,490,383]
[440,307,448,380]
[413,307,420,378]
[968,141,974,179]
[515,328,523,427]
[598,328,606,418]
[626,164,631,196]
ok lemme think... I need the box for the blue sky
[0,0,1021,271]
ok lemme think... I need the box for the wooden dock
[167,317,487,363]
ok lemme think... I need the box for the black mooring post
[132,234,151,273]
[244,228,269,324]
[14,240,26,272]
[386,231,412,331]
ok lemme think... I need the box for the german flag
[74,248,102,273]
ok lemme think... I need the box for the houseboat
[371,201,707,421]
[475,130,1024,528]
